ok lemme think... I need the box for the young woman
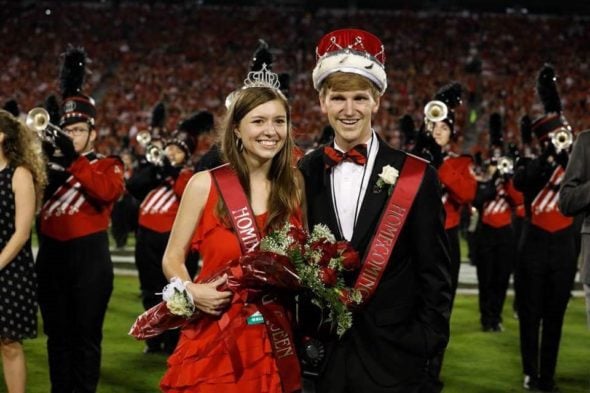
[160,85,305,392]
[0,109,47,393]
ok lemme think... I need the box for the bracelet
[183,280,193,288]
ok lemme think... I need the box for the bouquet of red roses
[129,224,360,339]
[260,223,362,336]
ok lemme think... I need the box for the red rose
[311,240,337,267]
[288,226,308,245]
[319,267,337,287]
[340,249,360,271]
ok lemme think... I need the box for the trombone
[424,100,448,132]
[25,107,71,145]
[135,130,165,166]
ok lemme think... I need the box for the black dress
[0,165,37,341]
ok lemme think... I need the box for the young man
[298,29,452,393]
[36,47,125,393]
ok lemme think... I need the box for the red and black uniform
[126,162,193,353]
[513,154,576,389]
[438,153,477,299]
[438,154,477,297]
[110,162,139,248]
[36,151,124,392]
[473,174,522,330]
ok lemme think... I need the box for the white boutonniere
[373,165,399,195]
[162,277,196,317]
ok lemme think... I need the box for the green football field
[2,275,589,393]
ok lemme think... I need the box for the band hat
[60,95,96,127]
[312,28,387,94]
[531,113,571,140]
[532,64,570,140]
[59,45,96,127]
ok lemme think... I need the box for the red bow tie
[323,144,368,169]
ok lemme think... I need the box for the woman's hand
[187,275,232,315]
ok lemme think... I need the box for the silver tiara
[243,63,280,90]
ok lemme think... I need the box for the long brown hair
[218,87,300,232]
[0,110,47,208]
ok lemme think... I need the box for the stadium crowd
[1,2,590,158]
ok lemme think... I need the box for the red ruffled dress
[160,184,302,393]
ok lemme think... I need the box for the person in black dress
[0,109,47,393]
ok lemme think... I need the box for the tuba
[550,128,573,153]
[25,107,70,144]
[424,100,448,132]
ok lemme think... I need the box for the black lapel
[350,137,404,249]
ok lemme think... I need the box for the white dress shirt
[331,131,379,241]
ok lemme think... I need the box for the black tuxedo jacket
[298,136,452,390]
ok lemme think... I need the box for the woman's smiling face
[235,99,288,162]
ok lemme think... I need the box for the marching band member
[413,82,477,388]
[35,46,125,392]
[126,114,196,354]
[513,64,576,392]
[473,113,522,332]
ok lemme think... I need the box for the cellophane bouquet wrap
[129,223,360,339]
[129,252,300,339]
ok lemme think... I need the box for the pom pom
[536,63,562,114]
[151,102,166,130]
[434,82,463,110]
[520,115,532,145]
[251,39,273,72]
[3,99,19,117]
[59,45,88,99]
[44,95,61,125]
[489,112,503,147]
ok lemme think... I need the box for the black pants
[515,224,576,387]
[135,226,179,352]
[134,226,199,352]
[476,224,515,328]
[36,231,113,393]
[110,193,139,248]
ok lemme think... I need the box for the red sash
[211,164,301,393]
[351,155,427,306]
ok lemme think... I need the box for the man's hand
[54,132,78,165]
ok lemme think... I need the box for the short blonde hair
[319,72,380,101]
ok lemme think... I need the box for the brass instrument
[496,156,514,176]
[135,130,165,166]
[424,100,448,132]
[550,128,573,153]
[25,107,71,144]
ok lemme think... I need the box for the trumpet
[25,107,70,144]
[135,129,152,147]
[424,100,448,132]
[145,144,165,166]
[136,130,165,166]
[496,156,514,176]
[550,128,573,152]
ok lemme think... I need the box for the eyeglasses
[63,127,90,136]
